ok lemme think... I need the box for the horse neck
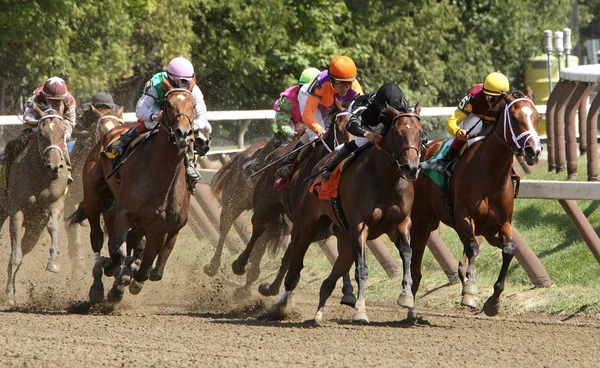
[364,144,408,194]
[477,128,515,181]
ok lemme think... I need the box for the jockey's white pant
[298,84,326,143]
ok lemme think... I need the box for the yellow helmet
[483,72,509,96]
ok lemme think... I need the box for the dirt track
[0,227,599,367]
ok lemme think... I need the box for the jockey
[111,56,211,182]
[436,72,510,177]
[319,83,409,179]
[5,77,76,183]
[78,92,122,131]
[276,55,363,179]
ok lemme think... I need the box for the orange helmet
[328,56,357,82]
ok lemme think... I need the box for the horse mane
[378,105,411,127]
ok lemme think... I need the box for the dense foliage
[0,0,591,114]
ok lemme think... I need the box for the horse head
[161,75,196,149]
[91,104,124,141]
[323,104,351,150]
[496,88,542,165]
[33,102,66,177]
[379,103,425,181]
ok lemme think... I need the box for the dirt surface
[0,226,599,367]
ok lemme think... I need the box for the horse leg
[456,227,480,309]
[408,228,433,322]
[65,196,84,276]
[105,212,131,304]
[258,240,292,297]
[129,231,173,295]
[204,204,241,277]
[483,223,516,316]
[234,237,267,300]
[393,218,414,310]
[87,209,108,304]
[46,197,65,273]
[232,215,268,276]
[126,226,146,273]
[315,238,354,324]
[148,231,178,283]
[350,222,370,323]
[333,235,357,307]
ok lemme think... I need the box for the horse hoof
[340,294,357,308]
[106,287,124,304]
[264,304,287,321]
[406,308,417,322]
[120,274,132,287]
[463,282,478,295]
[203,263,219,277]
[258,283,278,297]
[46,261,60,273]
[461,293,478,309]
[314,310,324,325]
[231,260,247,276]
[103,263,117,277]
[129,280,144,295]
[131,259,142,272]
[89,282,105,304]
[149,269,162,281]
[397,293,415,309]
[352,311,370,324]
[483,297,500,317]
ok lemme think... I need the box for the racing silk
[23,86,77,134]
[302,69,363,133]
[136,72,211,133]
[273,84,302,138]
[446,84,498,136]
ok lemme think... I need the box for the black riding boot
[275,140,302,179]
[436,145,460,177]
[319,142,356,180]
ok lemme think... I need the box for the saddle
[102,129,156,181]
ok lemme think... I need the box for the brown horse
[77,77,197,304]
[231,109,358,305]
[267,105,424,323]
[409,89,542,319]
[66,104,124,273]
[0,105,69,304]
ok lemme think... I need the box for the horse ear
[414,102,421,116]
[33,102,45,118]
[91,105,101,117]
[117,106,124,117]
[162,74,174,91]
[188,76,196,92]
[525,87,533,100]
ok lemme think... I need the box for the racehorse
[268,105,425,323]
[0,104,69,304]
[66,103,124,273]
[76,76,199,304]
[408,89,541,319]
[231,107,359,305]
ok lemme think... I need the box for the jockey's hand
[152,111,163,121]
[365,131,383,146]
[316,127,327,140]
[456,128,468,141]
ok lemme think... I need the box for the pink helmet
[166,56,195,80]
[42,77,68,100]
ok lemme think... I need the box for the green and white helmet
[298,67,320,85]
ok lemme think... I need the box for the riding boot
[436,145,461,177]
[319,143,354,180]
[275,140,302,179]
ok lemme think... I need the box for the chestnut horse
[66,104,124,273]
[268,105,425,323]
[78,77,197,304]
[409,89,541,319]
[231,109,358,305]
[0,105,69,304]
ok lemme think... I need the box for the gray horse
[0,104,69,304]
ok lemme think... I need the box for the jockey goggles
[167,72,194,88]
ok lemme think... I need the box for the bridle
[386,112,423,177]
[37,114,65,166]
[495,98,540,156]
[160,88,195,145]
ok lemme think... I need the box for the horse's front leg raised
[46,196,65,273]
[393,218,414,309]
[483,222,516,316]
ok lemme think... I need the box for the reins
[37,114,65,165]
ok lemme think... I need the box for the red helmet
[42,77,68,100]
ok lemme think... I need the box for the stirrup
[436,160,453,177]
[275,164,292,179]
[186,165,202,181]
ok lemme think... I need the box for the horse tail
[210,154,239,199]
[264,214,292,258]
[67,201,88,225]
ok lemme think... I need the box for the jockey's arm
[346,105,369,138]
[22,92,38,127]
[63,96,77,137]
[136,81,162,130]
[302,94,325,135]
[191,85,211,134]
[274,97,295,138]
[445,108,469,136]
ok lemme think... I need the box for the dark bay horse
[268,105,425,323]
[78,77,197,304]
[231,109,358,305]
[409,89,541,318]
[0,105,69,304]
[66,104,124,273]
